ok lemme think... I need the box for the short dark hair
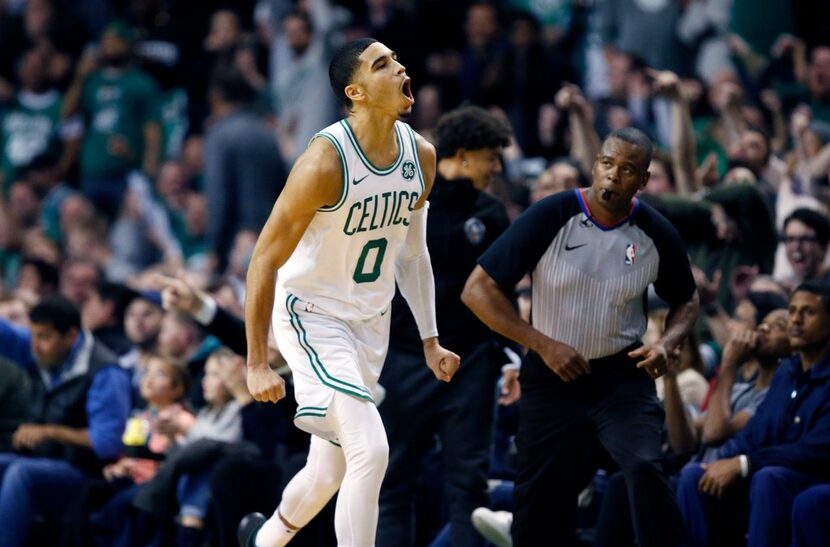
[95,281,135,325]
[29,296,81,334]
[434,106,512,160]
[549,157,590,188]
[19,258,59,291]
[783,208,830,247]
[604,127,654,170]
[210,67,257,106]
[745,291,790,326]
[793,280,830,316]
[328,38,377,109]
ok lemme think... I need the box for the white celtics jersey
[277,119,426,321]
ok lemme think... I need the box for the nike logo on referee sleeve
[564,243,587,251]
[352,175,369,185]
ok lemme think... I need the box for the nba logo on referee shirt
[624,243,636,265]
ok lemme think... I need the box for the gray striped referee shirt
[478,189,695,367]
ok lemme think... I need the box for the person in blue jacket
[677,280,830,547]
[0,296,131,546]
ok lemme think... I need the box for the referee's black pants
[513,346,687,547]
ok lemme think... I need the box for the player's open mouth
[401,77,414,104]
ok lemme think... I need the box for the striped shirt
[479,189,695,366]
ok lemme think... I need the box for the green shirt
[80,66,160,180]
[167,206,209,260]
[646,184,776,312]
[0,90,64,188]
[504,0,571,27]
[159,87,188,162]
[730,0,793,55]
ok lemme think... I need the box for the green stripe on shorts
[285,294,374,401]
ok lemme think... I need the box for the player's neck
[346,111,399,152]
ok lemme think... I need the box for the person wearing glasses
[779,208,830,289]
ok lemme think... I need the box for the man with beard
[119,290,164,404]
[0,297,130,547]
[269,6,340,163]
[0,46,79,188]
[663,308,792,463]
[63,20,161,219]
[678,281,830,547]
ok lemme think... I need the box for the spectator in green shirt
[0,47,79,193]
[64,21,162,220]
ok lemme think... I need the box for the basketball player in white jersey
[238,39,461,547]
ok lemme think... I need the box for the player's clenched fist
[246,364,286,403]
[423,337,461,383]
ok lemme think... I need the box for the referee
[462,128,699,547]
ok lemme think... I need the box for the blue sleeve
[717,367,786,461]
[478,192,579,293]
[719,394,777,460]
[86,365,131,460]
[746,411,830,476]
[0,319,35,370]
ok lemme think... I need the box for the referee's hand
[538,339,591,382]
[629,344,669,379]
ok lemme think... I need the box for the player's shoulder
[400,122,436,193]
[404,123,436,164]
[302,135,345,172]
[289,136,344,193]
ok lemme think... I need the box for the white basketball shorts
[272,290,391,441]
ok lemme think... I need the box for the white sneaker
[471,508,513,547]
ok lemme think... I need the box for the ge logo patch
[464,218,486,245]
[402,161,416,180]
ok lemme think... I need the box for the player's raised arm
[244,138,343,402]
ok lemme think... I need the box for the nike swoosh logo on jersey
[352,175,369,185]
[564,243,587,251]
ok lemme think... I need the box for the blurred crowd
[1,0,830,546]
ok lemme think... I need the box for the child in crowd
[76,355,192,546]
[162,347,252,546]
[109,355,195,483]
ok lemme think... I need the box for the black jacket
[389,176,510,355]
